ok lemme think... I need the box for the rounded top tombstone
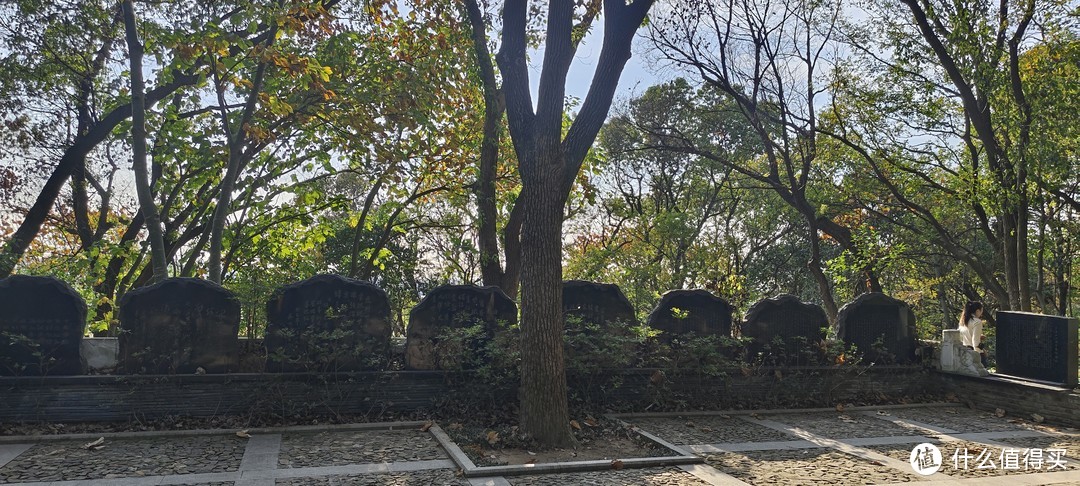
[405,284,517,370]
[0,275,86,375]
[741,294,828,358]
[118,277,241,374]
[835,292,917,364]
[647,289,734,339]
[265,274,392,372]
[562,280,637,326]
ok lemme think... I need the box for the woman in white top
[958,300,986,365]
[957,301,984,348]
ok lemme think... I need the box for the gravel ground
[705,447,917,485]
[275,469,470,485]
[761,411,924,439]
[0,435,243,483]
[887,407,1037,433]
[623,416,794,445]
[278,429,445,468]
[505,466,711,485]
[866,439,1074,478]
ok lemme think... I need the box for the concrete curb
[609,402,962,419]
[431,420,703,478]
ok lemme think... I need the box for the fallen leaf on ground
[83,437,105,449]
[236,430,250,438]
[611,459,624,470]
[570,420,581,430]
[448,423,463,430]
[876,410,890,416]
[584,417,598,427]
[420,422,433,432]
[1032,414,1045,423]
[836,403,845,412]
[486,431,500,445]
[719,414,731,419]
[995,408,1006,418]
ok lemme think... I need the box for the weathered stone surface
[562,280,639,368]
[563,280,638,327]
[265,274,391,372]
[647,289,733,340]
[0,275,85,375]
[835,292,917,364]
[405,285,516,370]
[741,294,828,361]
[118,278,240,374]
[939,329,988,377]
[995,311,1079,386]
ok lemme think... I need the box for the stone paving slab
[759,411,924,439]
[703,447,918,485]
[0,435,244,483]
[503,466,712,485]
[277,429,444,468]
[883,407,1039,433]
[620,416,793,445]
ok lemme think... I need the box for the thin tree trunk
[207,36,274,284]
[122,0,167,283]
[804,217,838,322]
[464,0,510,293]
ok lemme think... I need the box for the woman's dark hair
[959,301,983,326]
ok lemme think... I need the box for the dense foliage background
[1,0,1077,340]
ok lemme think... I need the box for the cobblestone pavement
[505,466,711,485]
[278,429,445,468]
[2,406,1079,485]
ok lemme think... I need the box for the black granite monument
[265,274,392,372]
[118,278,240,374]
[995,311,1078,386]
[0,275,85,375]
[836,292,917,364]
[405,285,516,370]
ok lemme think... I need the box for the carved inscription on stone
[996,311,1079,386]
[118,278,240,374]
[405,285,516,370]
[265,274,391,372]
[647,289,733,340]
[562,280,639,368]
[836,293,917,364]
[0,275,85,375]
[741,294,828,362]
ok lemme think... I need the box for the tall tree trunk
[517,154,572,447]
[498,0,653,447]
[122,0,167,284]
[463,0,524,297]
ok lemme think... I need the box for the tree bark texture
[122,0,168,284]
[497,0,653,447]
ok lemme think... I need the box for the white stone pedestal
[939,329,988,377]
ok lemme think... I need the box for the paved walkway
[1,405,1078,485]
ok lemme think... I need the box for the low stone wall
[0,366,932,423]
[936,371,1080,427]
